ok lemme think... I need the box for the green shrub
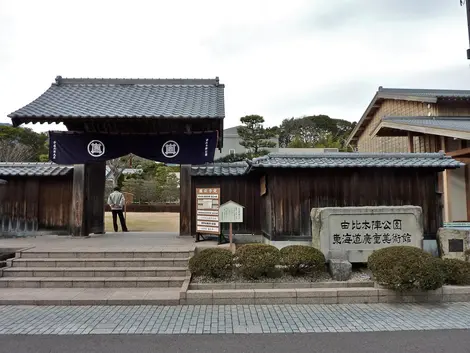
[441,258,470,285]
[280,245,325,276]
[368,246,445,292]
[188,248,233,279]
[235,244,281,279]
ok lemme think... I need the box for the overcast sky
[1,0,469,132]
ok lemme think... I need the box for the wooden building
[0,163,73,235]
[346,87,470,223]
[188,152,462,242]
[8,76,225,236]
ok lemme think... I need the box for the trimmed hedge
[442,258,470,285]
[280,245,325,276]
[235,244,281,279]
[368,246,445,292]
[189,248,233,279]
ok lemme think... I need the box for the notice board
[196,187,220,234]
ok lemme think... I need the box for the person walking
[107,186,129,232]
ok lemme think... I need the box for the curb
[182,286,470,305]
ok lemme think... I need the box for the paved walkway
[0,303,469,335]
[0,232,219,252]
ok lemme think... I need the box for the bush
[188,248,233,279]
[441,258,470,285]
[280,245,325,276]
[235,244,281,279]
[368,246,445,292]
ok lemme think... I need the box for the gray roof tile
[251,152,463,169]
[191,162,250,176]
[383,116,470,132]
[8,77,225,120]
[0,163,73,177]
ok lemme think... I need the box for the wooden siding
[0,176,72,234]
[357,100,436,153]
[38,178,73,230]
[264,168,441,240]
[356,99,470,153]
[191,175,261,235]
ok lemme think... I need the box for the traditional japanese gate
[8,76,225,236]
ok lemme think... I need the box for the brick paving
[0,303,469,335]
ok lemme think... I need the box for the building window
[229,149,235,155]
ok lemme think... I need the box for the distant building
[346,86,470,224]
[214,126,279,159]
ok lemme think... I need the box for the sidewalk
[0,232,198,252]
[0,303,469,335]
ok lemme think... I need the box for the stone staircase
[0,250,191,289]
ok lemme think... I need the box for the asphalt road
[0,330,469,353]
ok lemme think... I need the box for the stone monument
[311,206,424,264]
[437,226,470,260]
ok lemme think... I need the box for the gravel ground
[192,268,372,284]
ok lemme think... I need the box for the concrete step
[0,276,186,288]
[2,267,188,278]
[11,258,190,268]
[0,288,181,305]
[19,250,193,259]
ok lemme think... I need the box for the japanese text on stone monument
[329,214,415,249]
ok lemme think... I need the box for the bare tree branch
[0,141,34,162]
[106,155,131,187]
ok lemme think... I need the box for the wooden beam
[441,136,451,222]
[454,157,470,164]
[466,165,470,222]
[179,165,192,236]
[407,132,414,153]
[71,164,87,236]
[446,147,470,158]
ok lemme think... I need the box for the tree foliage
[0,126,48,162]
[237,115,277,154]
[120,161,180,203]
[122,179,158,203]
[278,115,355,151]
[214,149,270,163]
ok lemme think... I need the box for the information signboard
[219,201,244,223]
[196,187,220,234]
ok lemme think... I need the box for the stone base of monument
[437,227,470,260]
[329,259,352,281]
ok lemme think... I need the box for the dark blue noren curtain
[49,131,217,165]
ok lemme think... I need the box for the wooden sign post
[219,201,244,251]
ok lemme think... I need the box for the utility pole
[462,0,470,59]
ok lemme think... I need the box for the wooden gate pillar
[179,165,192,236]
[71,164,87,236]
[86,162,106,234]
[71,162,106,236]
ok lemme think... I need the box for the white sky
[1,0,469,132]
